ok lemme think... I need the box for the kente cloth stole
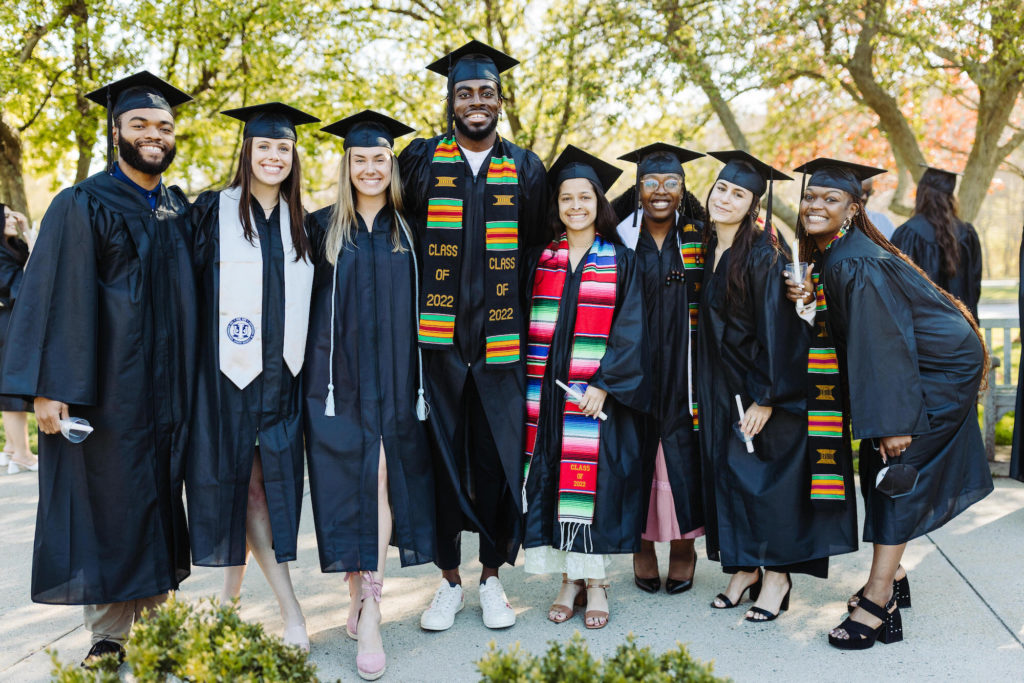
[418,136,521,364]
[678,219,705,432]
[522,234,617,551]
[807,225,850,507]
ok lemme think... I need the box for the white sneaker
[420,580,465,631]
[479,577,516,629]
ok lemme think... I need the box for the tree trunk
[0,114,28,215]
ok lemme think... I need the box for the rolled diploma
[556,379,608,421]
[734,394,755,453]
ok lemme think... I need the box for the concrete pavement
[1,469,1023,682]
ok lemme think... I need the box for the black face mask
[875,463,919,498]
[117,134,176,175]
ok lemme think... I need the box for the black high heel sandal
[711,568,762,609]
[848,568,911,612]
[829,595,903,650]
[745,573,791,622]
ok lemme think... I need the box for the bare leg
[3,412,36,467]
[831,543,906,640]
[712,569,760,608]
[667,539,696,581]
[243,449,307,648]
[358,441,391,658]
[480,566,499,583]
[633,539,659,578]
[746,570,790,620]
[222,550,250,602]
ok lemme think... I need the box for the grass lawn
[980,284,1019,302]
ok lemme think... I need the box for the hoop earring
[840,215,853,231]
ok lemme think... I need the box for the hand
[879,435,911,463]
[739,403,772,438]
[578,386,607,419]
[784,264,815,305]
[34,397,69,435]
[4,209,29,238]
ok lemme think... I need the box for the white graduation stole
[218,187,313,389]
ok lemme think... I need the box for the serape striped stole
[523,234,618,550]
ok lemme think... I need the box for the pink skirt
[642,441,705,542]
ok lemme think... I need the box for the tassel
[416,388,428,421]
[324,383,335,417]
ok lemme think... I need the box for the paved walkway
[1,470,1022,681]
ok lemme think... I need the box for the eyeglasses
[642,177,682,192]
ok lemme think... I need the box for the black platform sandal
[745,573,791,622]
[829,595,903,650]
[848,568,911,612]
[711,568,762,609]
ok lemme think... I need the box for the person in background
[0,204,36,474]
[860,177,896,240]
[890,165,982,321]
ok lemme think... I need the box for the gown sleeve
[588,247,650,413]
[517,151,551,249]
[0,188,99,405]
[0,243,25,303]
[190,190,220,273]
[826,257,931,440]
[963,222,983,319]
[397,138,433,236]
[743,245,809,411]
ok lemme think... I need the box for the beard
[117,136,176,175]
[453,111,498,141]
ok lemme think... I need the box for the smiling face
[114,107,176,175]
[800,185,859,246]
[708,178,755,229]
[349,146,393,201]
[249,137,294,189]
[452,78,501,142]
[640,173,683,223]
[557,178,599,235]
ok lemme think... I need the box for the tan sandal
[548,578,586,623]
[584,583,610,629]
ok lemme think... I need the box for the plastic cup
[783,262,810,283]
[59,417,94,444]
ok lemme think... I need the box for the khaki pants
[83,593,168,645]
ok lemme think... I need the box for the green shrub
[49,596,318,682]
[477,632,725,682]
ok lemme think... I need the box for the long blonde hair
[325,148,406,264]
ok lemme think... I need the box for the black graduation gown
[1010,232,1024,483]
[303,208,435,572]
[186,191,306,566]
[398,135,548,564]
[522,244,650,555]
[696,236,858,569]
[0,172,196,604]
[823,228,993,544]
[0,237,31,412]
[891,215,982,321]
[633,226,703,535]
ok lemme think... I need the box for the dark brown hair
[229,138,310,262]
[795,196,988,388]
[702,189,779,308]
[914,182,962,280]
[547,179,623,245]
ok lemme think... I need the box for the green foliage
[0,413,38,454]
[48,596,318,682]
[477,632,724,683]
[48,648,120,683]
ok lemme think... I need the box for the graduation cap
[710,150,792,243]
[792,157,887,202]
[320,110,415,150]
[618,143,704,228]
[426,39,518,135]
[918,163,961,194]
[85,70,193,172]
[548,144,622,193]
[221,102,320,142]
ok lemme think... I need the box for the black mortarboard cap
[793,157,887,200]
[618,143,704,227]
[320,109,415,150]
[221,102,319,142]
[918,163,960,194]
[85,70,192,172]
[711,150,792,243]
[426,39,519,86]
[548,144,623,193]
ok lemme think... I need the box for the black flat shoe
[711,568,762,609]
[848,569,911,613]
[745,573,792,622]
[666,556,697,594]
[81,639,126,668]
[829,595,903,650]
